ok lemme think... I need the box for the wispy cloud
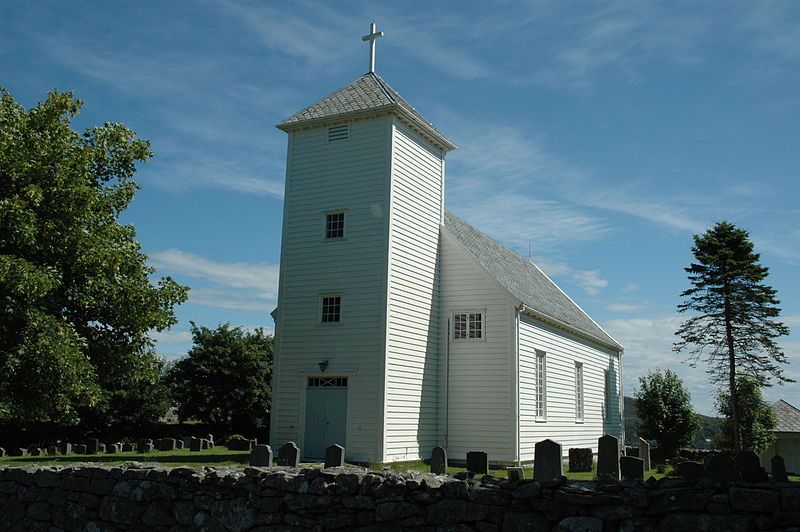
[572,270,609,296]
[606,303,646,313]
[149,329,193,345]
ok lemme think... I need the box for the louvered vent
[328,124,349,142]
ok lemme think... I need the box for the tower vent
[328,124,349,142]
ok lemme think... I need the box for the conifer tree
[674,221,790,451]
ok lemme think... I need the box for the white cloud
[606,303,646,313]
[621,283,639,293]
[571,270,609,296]
[149,329,193,345]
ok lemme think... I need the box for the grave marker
[59,443,72,455]
[87,438,99,454]
[620,456,645,480]
[324,444,345,468]
[121,443,134,452]
[703,453,742,482]
[159,438,177,452]
[638,437,651,471]
[771,455,788,482]
[431,447,447,474]
[736,450,768,482]
[466,451,489,475]
[176,439,184,450]
[249,445,273,467]
[568,448,593,472]
[534,439,563,482]
[74,444,86,454]
[190,437,202,452]
[507,467,525,482]
[277,442,300,467]
[597,435,620,480]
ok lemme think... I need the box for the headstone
[29,447,43,456]
[736,450,768,482]
[74,444,87,454]
[507,467,525,482]
[597,435,620,480]
[277,442,300,467]
[0,448,4,457]
[200,439,210,450]
[9,448,27,457]
[227,438,252,451]
[175,439,184,450]
[121,443,134,452]
[674,460,703,481]
[534,439,563,482]
[47,446,57,456]
[159,438,177,452]
[703,453,742,482]
[568,448,593,472]
[431,447,448,474]
[107,444,120,454]
[771,455,789,482]
[638,438,651,471]
[59,443,72,455]
[136,439,153,453]
[620,456,645,480]
[98,443,106,453]
[153,439,162,449]
[324,444,345,468]
[86,438,99,454]
[205,434,214,448]
[249,444,273,467]
[143,443,154,453]
[183,436,192,449]
[466,451,489,475]
[190,437,202,452]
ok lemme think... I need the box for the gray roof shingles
[772,399,800,433]
[444,211,623,351]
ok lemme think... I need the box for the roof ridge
[369,73,397,105]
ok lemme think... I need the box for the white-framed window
[535,350,547,420]
[575,362,584,422]
[321,295,341,323]
[604,369,612,421]
[325,211,345,240]
[453,311,483,340]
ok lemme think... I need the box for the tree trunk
[724,299,742,452]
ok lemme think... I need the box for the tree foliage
[674,221,790,451]
[634,369,702,458]
[0,89,188,426]
[167,323,273,427]
[715,376,776,453]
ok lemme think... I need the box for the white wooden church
[269,25,624,464]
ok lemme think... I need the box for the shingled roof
[444,211,623,351]
[277,73,455,151]
[772,399,800,433]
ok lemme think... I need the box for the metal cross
[362,22,384,74]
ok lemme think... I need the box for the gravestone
[9,448,27,457]
[175,439,184,450]
[121,443,134,452]
[620,456,645,480]
[568,448,593,472]
[703,453,742,482]
[59,443,72,455]
[638,438,651,471]
[597,435,620,480]
[249,445,273,467]
[201,439,211,450]
[736,450,768,482]
[205,434,214,448]
[466,451,489,475]
[74,444,87,454]
[277,442,300,467]
[190,437,202,452]
[136,439,153,453]
[431,447,448,474]
[0,448,4,457]
[87,438,99,454]
[98,443,106,453]
[675,460,703,481]
[183,436,192,449]
[107,444,120,454]
[324,444,345,468]
[772,455,789,482]
[47,446,57,456]
[507,467,525,482]
[142,443,154,453]
[227,438,252,451]
[153,439,162,449]
[159,438,177,452]
[29,447,43,456]
[534,439,563,482]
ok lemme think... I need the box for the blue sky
[4,1,799,415]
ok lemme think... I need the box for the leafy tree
[634,369,701,458]
[715,376,776,453]
[674,221,790,451]
[0,89,188,426]
[167,323,273,427]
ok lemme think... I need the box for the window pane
[326,212,345,239]
[322,296,341,322]
[469,313,482,338]
[454,314,466,339]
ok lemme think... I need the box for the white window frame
[575,362,584,423]
[452,310,484,341]
[604,369,612,422]
[323,210,346,240]
[320,294,343,324]
[535,350,547,421]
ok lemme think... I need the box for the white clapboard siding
[270,117,392,462]
[384,119,444,462]
[439,230,517,461]
[518,313,623,460]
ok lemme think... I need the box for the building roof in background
[772,399,800,433]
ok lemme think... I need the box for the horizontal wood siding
[439,231,516,461]
[384,120,443,461]
[271,117,391,462]
[518,314,623,460]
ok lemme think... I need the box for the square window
[321,296,341,323]
[453,312,483,340]
[325,212,345,239]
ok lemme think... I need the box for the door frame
[297,370,356,459]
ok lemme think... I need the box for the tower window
[453,312,483,340]
[328,124,349,142]
[321,295,341,323]
[325,212,345,239]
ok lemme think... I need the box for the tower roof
[444,211,623,352]
[277,73,456,151]
[771,399,800,433]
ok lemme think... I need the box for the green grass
[0,446,251,468]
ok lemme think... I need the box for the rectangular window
[321,296,341,323]
[536,350,547,419]
[604,369,611,421]
[575,362,584,422]
[453,312,483,340]
[328,124,349,142]
[325,212,345,239]
[308,377,348,387]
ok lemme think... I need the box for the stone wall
[1,464,798,531]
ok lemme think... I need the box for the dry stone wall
[1,464,799,531]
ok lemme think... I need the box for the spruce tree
[674,221,790,451]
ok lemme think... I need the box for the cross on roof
[362,22,384,74]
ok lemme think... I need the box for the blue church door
[304,376,348,459]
